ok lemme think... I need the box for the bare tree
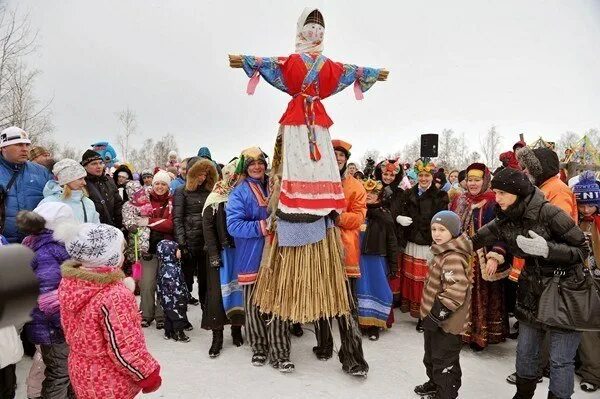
[1,61,53,142]
[116,107,136,162]
[0,6,37,122]
[401,138,421,164]
[152,134,178,169]
[479,125,502,169]
[128,138,155,171]
[556,131,580,157]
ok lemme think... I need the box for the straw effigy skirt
[252,227,350,323]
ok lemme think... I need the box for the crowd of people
[0,123,598,399]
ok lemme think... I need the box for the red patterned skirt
[462,256,509,348]
[399,242,430,319]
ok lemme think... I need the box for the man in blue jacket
[0,127,51,243]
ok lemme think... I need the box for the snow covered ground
[16,306,588,398]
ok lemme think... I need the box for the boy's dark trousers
[423,325,462,399]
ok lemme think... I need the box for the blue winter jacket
[39,180,100,224]
[170,176,185,194]
[0,156,52,243]
[226,177,268,285]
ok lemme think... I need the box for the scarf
[295,8,325,54]
[452,171,496,234]
[203,159,240,214]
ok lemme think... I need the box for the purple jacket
[23,229,69,345]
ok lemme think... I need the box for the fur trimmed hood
[516,146,559,186]
[186,158,218,192]
[61,259,125,284]
[60,259,126,313]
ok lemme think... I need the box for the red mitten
[139,366,162,393]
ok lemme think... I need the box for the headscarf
[203,158,240,214]
[295,8,325,54]
[451,163,496,234]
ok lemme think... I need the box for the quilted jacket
[59,261,159,399]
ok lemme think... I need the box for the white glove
[516,230,549,258]
[396,215,413,227]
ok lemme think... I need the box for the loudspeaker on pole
[420,134,439,158]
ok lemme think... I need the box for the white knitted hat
[52,159,87,186]
[54,223,125,268]
[152,170,172,186]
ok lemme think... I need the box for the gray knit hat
[431,211,462,238]
[52,158,87,186]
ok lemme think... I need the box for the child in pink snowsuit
[57,222,161,399]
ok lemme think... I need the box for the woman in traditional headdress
[374,159,404,311]
[356,179,396,341]
[396,159,449,331]
[450,163,510,350]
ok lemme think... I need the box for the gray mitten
[516,230,549,258]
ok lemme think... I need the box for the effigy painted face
[301,23,324,45]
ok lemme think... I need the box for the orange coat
[540,176,578,221]
[338,175,366,278]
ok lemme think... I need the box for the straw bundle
[252,228,351,323]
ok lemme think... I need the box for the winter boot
[251,353,267,366]
[512,376,538,399]
[547,392,559,399]
[231,326,243,347]
[367,326,379,341]
[290,323,303,337]
[414,380,437,396]
[209,329,224,358]
[272,360,295,373]
[173,330,190,343]
[416,318,424,332]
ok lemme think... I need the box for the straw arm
[377,69,389,81]
[229,54,243,68]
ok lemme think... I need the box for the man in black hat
[81,149,123,228]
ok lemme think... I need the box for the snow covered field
[16,306,588,398]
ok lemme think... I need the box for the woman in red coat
[136,170,175,329]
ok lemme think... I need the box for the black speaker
[420,134,439,158]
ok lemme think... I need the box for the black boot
[172,330,190,343]
[209,329,224,358]
[512,376,538,399]
[231,326,243,347]
[547,392,559,399]
[416,318,424,333]
[290,323,303,337]
[414,380,437,396]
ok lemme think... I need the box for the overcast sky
[13,0,600,163]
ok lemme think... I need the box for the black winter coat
[202,202,235,259]
[362,204,398,274]
[173,185,211,255]
[473,188,588,327]
[85,174,123,228]
[398,185,449,247]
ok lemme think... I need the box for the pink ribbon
[246,57,263,95]
[353,67,364,100]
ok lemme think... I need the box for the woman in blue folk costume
[356,179,397,341]
[202,158,245,359]
[156,240,191,343]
